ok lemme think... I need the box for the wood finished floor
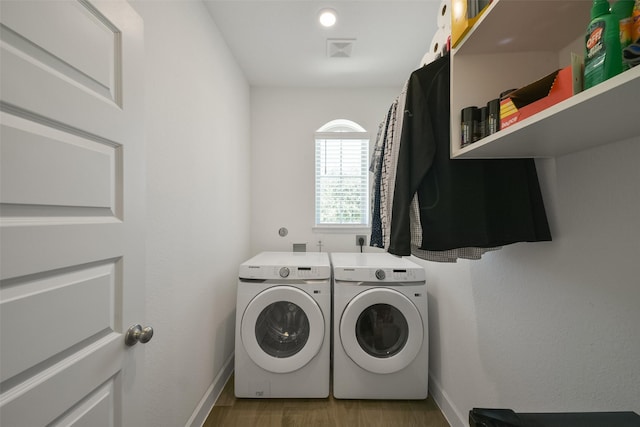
[204,375,450,427]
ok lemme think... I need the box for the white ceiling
[203,0,442,88]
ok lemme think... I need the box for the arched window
[314,120,370,227]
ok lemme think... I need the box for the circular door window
[356,303,408,358]
[340,287,423,374]
[241,286,324,373]
[255,301,309,358]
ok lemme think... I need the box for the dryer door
[241,285,324,373]
[340,287,423,374]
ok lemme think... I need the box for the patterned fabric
[378,99,398,248]
[381,82,408,249]
[409,196,501,262]
[370,91,404,249]
[369,106,392,248]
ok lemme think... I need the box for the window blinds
[315,135,369,226]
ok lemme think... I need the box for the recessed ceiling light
[319,9,337,27]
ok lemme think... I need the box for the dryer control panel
[330,252,426,283]
[334,266,424,283]
[240,264,331,280]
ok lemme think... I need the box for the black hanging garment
[388,55,552,257]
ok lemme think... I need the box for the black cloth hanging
[388,55,552,256]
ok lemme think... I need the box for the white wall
[129,2,251,426]
[250,86,399,255]
[423,136,640,426]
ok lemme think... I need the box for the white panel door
[0,1,146,426]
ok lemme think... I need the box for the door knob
[125,324,154,346]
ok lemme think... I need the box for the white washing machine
[235,251,331,398]
[331,252,428,399]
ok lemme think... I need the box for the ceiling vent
[327,38,356,58]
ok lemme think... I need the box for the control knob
[279,267,290,278]
[375,269,386,280]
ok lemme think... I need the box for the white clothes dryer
[235,251,331,398]
[331,252,428,399]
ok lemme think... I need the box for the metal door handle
[125,324,154,346]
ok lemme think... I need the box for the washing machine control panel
[239,265,331,280]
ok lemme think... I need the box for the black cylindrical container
[487,99,500,135]
[461,106,478,147]
[478,106,488,140]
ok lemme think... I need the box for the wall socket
[355,235,367,246]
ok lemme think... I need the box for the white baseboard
[429,374,467,427]
[186,352,234,427]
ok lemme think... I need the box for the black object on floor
[469,407,640,427]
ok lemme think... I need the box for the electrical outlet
[356,235,367,246]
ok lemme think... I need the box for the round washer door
[241,285,325,373]
[340,287,423,374]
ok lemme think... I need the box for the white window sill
[312,225,370,234]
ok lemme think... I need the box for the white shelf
[450,0,640,159]
[453,65,640,159]
[455,0,590,56]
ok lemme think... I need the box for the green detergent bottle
[612,0,635,69]
[584,0,623,89]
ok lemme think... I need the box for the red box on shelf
[500,66,574,130]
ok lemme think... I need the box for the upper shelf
[455,0,591,56]
[451,0,640,159]
[453,65,640,159]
